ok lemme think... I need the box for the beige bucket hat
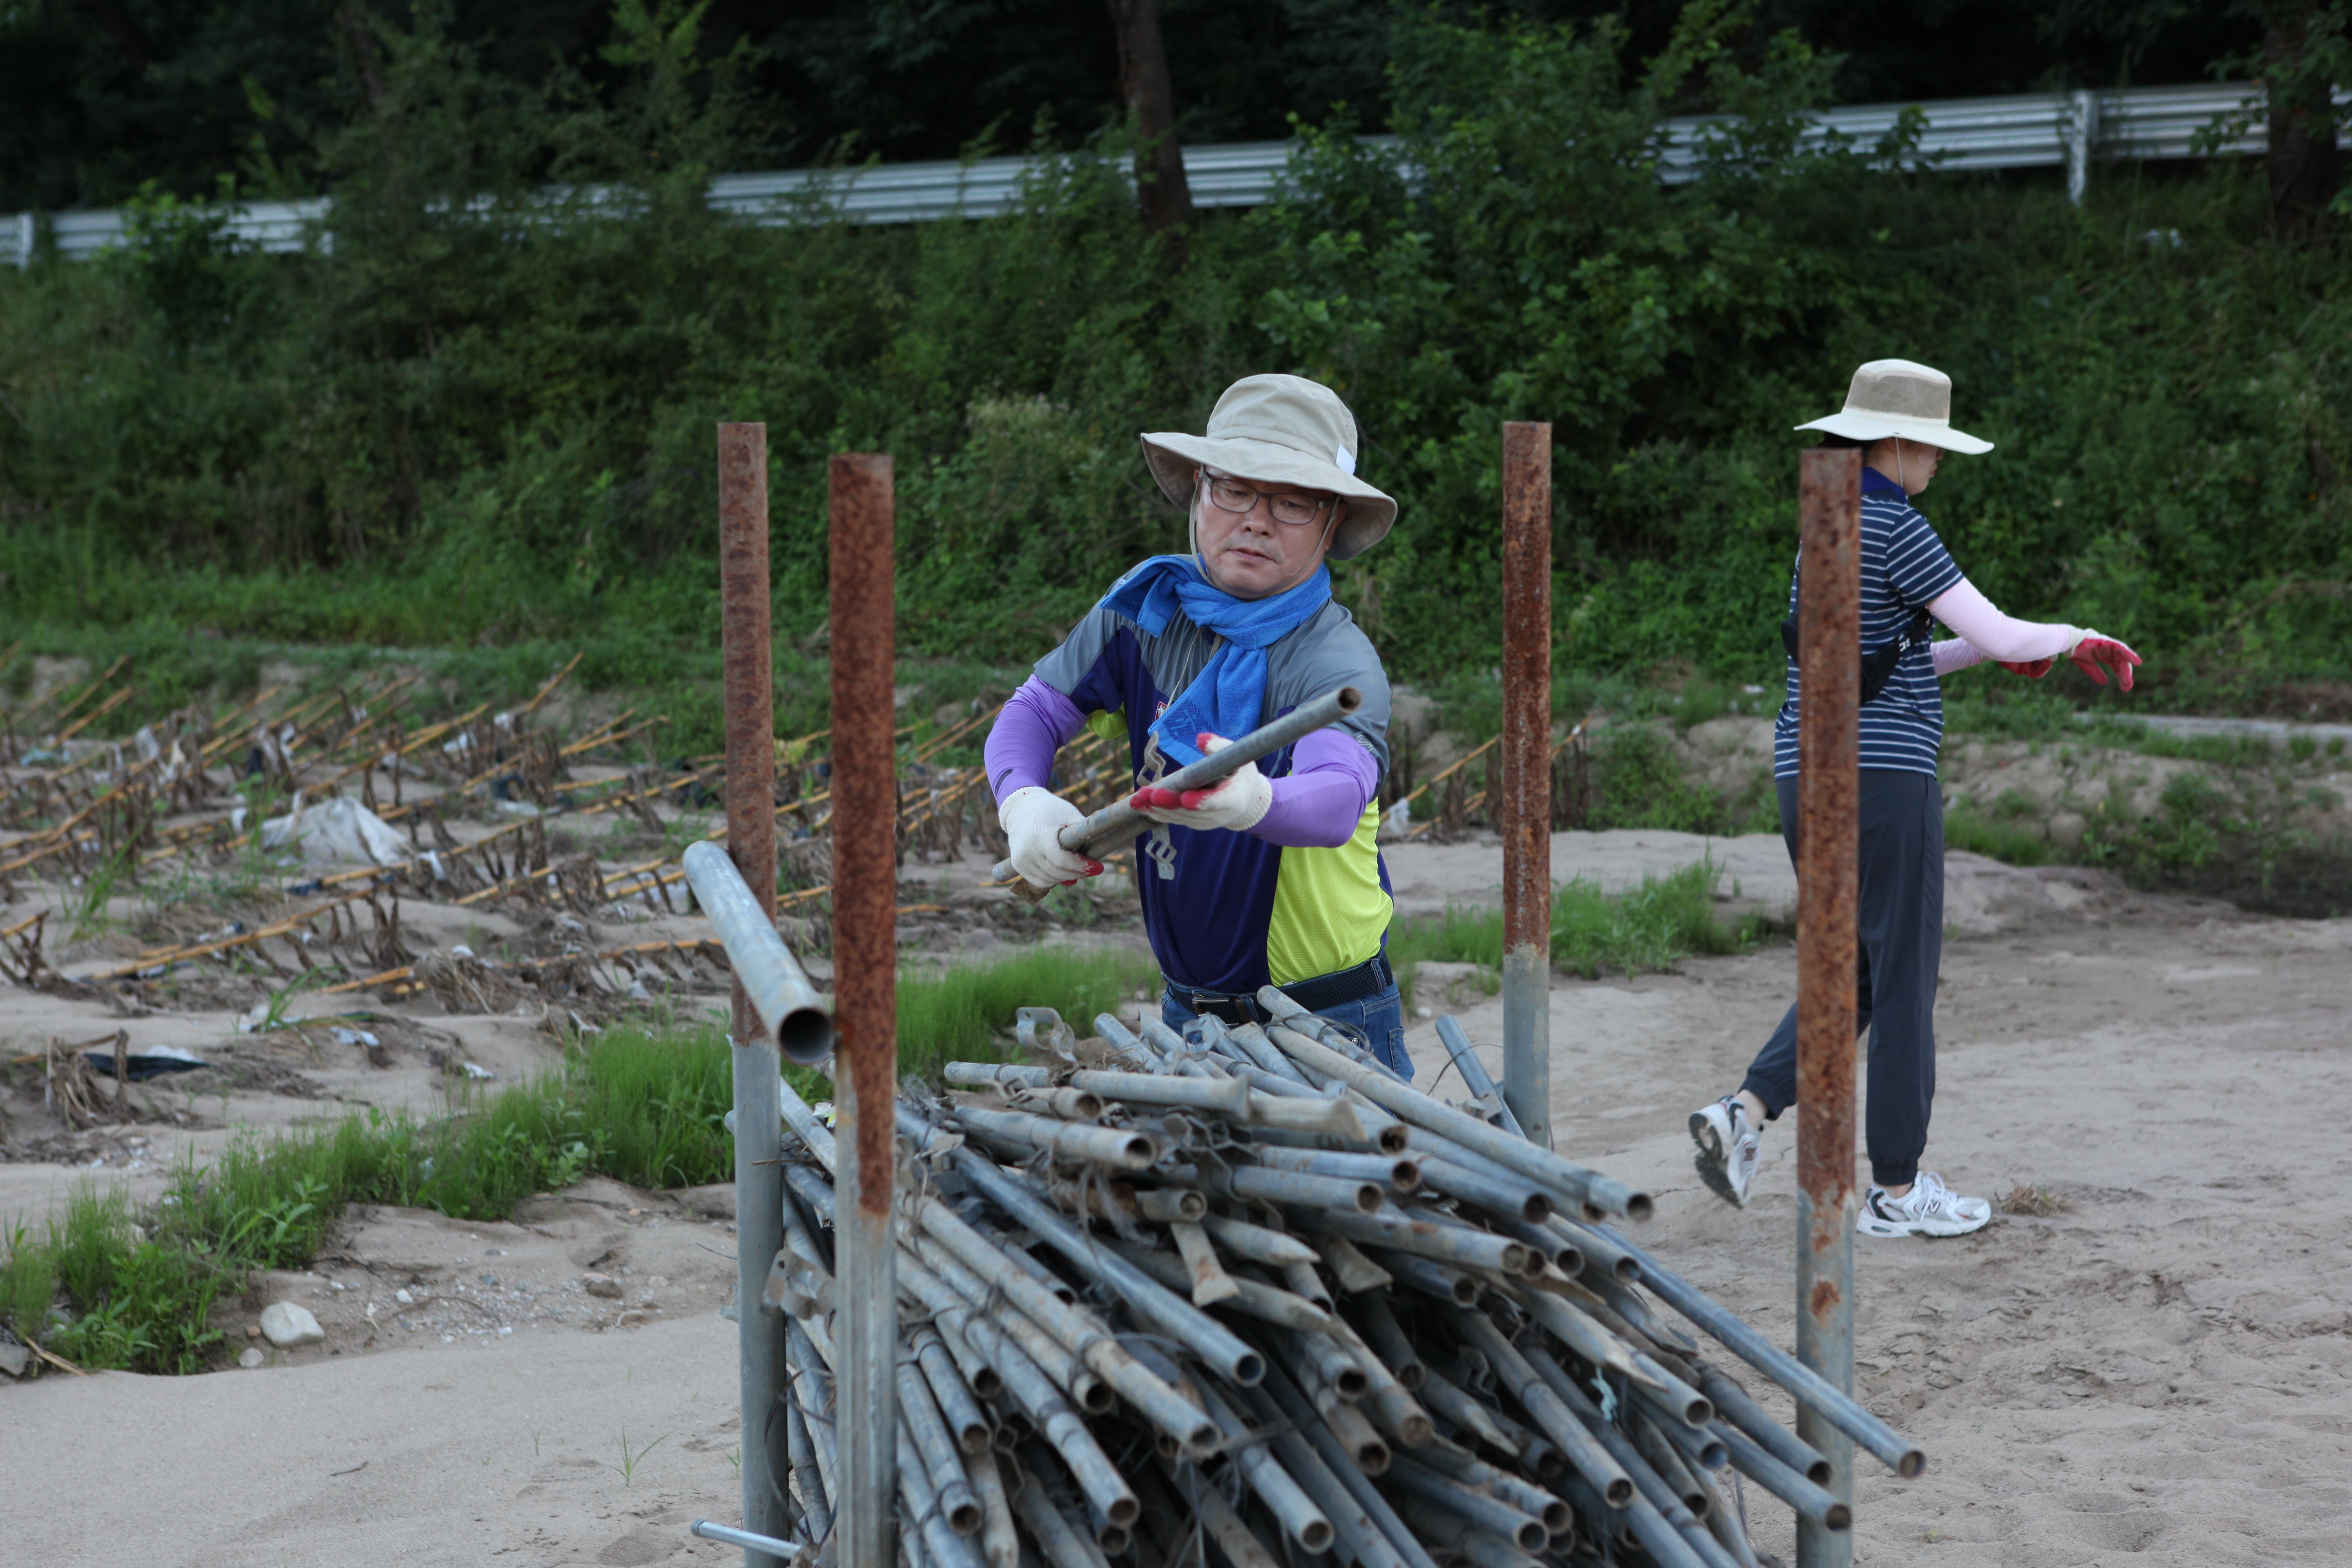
[1794,358,1994,455]
[1140,374,1398,560]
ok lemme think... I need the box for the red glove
[2068,631,2142,691]
[1997,658,2053,678]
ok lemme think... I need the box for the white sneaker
[1856,1172,1991,1238]
[1689,1096,1762,1207]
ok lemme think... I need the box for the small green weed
[610,1429,671,1484]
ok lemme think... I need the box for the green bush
[1,5,2346,720]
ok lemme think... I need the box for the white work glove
[1128,733,1274,832]
[999,787,1102,887]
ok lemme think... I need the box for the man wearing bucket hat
[983,374,1411,1075]
[1688,359,2144,1237]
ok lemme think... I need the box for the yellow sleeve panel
[1085,708,1130,744]
[1264,800,1395,987]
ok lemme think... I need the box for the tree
[1104,0,1193,251]
[2257,0,2347,243]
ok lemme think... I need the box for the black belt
[1165,952,1395,1026]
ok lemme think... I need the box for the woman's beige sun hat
[1140,374,1398,560]
[1794,358,1994,455]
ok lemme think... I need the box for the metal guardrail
[5,80,2332,267]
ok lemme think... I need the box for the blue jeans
[1162,983,1412,1080]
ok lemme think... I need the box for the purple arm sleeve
[1251,729,1378,849]
[1927,578,2077,663]
[987,677,1088,803]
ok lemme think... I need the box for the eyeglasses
[1199,472,1337,529]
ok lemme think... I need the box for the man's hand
[1130,733,1274,832]
[1997,657,2053,678]
[999,787,1102,887]
[2068,630,2142,691]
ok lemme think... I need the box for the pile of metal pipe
[742,984,1921,1568]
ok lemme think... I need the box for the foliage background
[0,3,2345,725]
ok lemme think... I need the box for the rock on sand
[258,1303,325,1349]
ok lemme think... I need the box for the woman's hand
[2068,631,2142,691]
[1997,657,2053,678]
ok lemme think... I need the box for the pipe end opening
[776,1008,835,1065]
[1604,1479,1634,1509]
[1896,1450,1926,1480]
[1825,1506,1853,1532]
[1300,1525,1336,1554]
[1232,1352,1267,1387]
[1624,1192,1656,1222]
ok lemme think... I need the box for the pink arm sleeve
[1251,729,1379,849]
[1932,639,1987,676]
[1926,579,2079,670]
[986,678,1088,802]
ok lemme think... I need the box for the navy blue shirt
[1772,467,1965,779]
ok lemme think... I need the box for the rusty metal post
[1501,422,1553,1148]
[1795,446,1861,1568]
[829,452,899,1568]
[719,422,788,1566]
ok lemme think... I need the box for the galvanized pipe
[730,1016,788,1565]
[1282,1412,1443,1568]
[1795,445,1862,1568]
[1416,1156,1551,1223]
[1433,1016,1524,1140]
[1224,1163,1382,1213]
[900,1359,985,1533]
[898,1427,985,1568]
[1230,1380,1413,1568]
[1106,1240,1335,1332]
[1261,1020,1651,1220]
[831,449,901,1568]
[1401,1437,1572,1536]
[1200,1212,1320,1267]
[1162,1461,1282,1568]
[1694,1364,1831,1485]
[1585,1224,1921,1475]
[1009,1465,1112,1568]
[1193,1383,1334,1554]
[785,1383,833,1544]
[965,1449,1017,1568]
[693,1520,812,1565]
[1300,1205,1529,1275]
[991,686,1363,894]
[1712,1420,1852,1533]
[1500,420,1554,1150]
[1346,1297,1426,1391]
[942,1147,1267,1390]
[950,1104,1160,1169]
[897,1254,1135,1522]
[1251,1146,1421,1191]
[1452,1313,1633,1508]
[1524,1349,1719,1568]
[1384,1454,1548,1551]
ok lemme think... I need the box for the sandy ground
[3,831,2349,1565]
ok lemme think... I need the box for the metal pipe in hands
[990,686,1363,900]
[830,451,901,1568]
[1500,421,1554,1148]
[1794,446,1862,1568]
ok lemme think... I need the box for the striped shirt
[1772,468,1965,779]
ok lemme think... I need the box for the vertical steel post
[829,452,899,1568]
[719,422,788,1568]
[1500,422,1553,1148]
[1794,447,1861,1568]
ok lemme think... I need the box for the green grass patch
[896,945,1163,1078]
[0,1021,733,1375]
[1388,859,1773,1004]
[0,946,1171,1375]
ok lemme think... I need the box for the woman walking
[1688,359,2143,1237]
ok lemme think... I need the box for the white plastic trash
[259,797,410,867]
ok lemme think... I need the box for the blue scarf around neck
[1099,554,1333,768]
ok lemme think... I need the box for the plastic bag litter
[78,1044,210,1081]
[250,796,410,867]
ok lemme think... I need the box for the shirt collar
[1860,465,1907,497]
